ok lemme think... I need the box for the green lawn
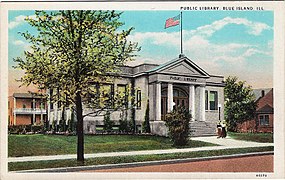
[228,132,273,143]
[9,146,273,171]
[8,134,217,157]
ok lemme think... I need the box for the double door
[161,97,189,120]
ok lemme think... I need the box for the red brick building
[237,88,273,133]
[8,93,47,125]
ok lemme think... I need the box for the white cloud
[128,31,180,47]
[189,17,272,37]
[128,19,272,77]
[13,40,25,46]
[9,15,37,29]
[243,48,270,57]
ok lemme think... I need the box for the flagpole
[180,11,183,57]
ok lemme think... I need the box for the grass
[8,134,217,157]
[228,132,273,143]
[8,146,274,172]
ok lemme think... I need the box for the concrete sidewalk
[8,136,273,163]
[192,136,273,147]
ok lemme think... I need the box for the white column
[40,102,43,124]
[54,101,58,123]
[199,86,206,121]
[33,98,36,124]
[167,83,173,112]
[156,82,161,121]
[189,85,195,121]
[47,89,51,123]
[14,97,16,125]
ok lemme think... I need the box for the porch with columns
[155,82,206,122]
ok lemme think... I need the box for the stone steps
[189,121,217,137]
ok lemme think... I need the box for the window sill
[205,110,218,112]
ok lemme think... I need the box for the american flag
[165,14,180,29]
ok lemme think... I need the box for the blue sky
[8,10,273,91]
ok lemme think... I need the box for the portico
[147,55,225,136]
[158,82,206,122]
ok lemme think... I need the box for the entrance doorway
[161,88,189,120]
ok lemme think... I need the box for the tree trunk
[75,92,84,163]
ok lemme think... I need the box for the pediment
[147,56,210,78]
[163,62,202,76]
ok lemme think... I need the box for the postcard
[1,1,284,179]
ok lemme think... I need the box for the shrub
[8,124,44,134]
[118,118,134,133]
[119,118,128,133]
[103,111,114,132]
[142,100,151,133]
[67,111,76,133]
[51,120,56,133]
[164,106,191,146]
[58,119,66,132]
[31,124,44,133]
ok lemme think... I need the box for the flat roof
[13,93,45,99]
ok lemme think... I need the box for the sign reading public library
[170,76,197,82]
[149,74,207,84]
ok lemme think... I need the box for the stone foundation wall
[150,121,168,136]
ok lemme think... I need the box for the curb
[15,151,274,173]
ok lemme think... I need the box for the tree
[142,99,150,133]
[164,106,191,146]
[13,10,140,163]
[224,76,257,132]
[103,111,114,132]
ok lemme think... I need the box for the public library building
[48,54,225,136]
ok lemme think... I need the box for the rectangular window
[260,115,269,126]
[99,84,114,108]
[117,85,128,108]
[137,90,142,109]
[209,91,218,110]
[205,90,208,110]
[57,88,61,108]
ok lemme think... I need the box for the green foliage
[8,134,216,157]
[8,125,44,134]
[58,119,66,132]
[13,10,140,162]
[32,125,44,133]
[118,111,132,133]
[68,112,75,132]
[51,120,56,132]
[142,100,151,133]
[103,111,114,132]
[13,10,140,111]
[164,106,191,146]
[224,76,257,132]
[228,132,273,143]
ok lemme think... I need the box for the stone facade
[48,55,225,136]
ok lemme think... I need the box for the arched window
[161,88,188,97]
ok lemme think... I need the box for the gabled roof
[146,55,210,78]
[253,88,272,101]
[257,104,274,114]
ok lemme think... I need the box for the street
[83,155,273,172]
